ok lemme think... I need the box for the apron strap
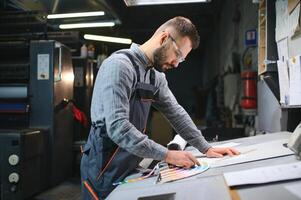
[116,51,141,83]
[149,68,155,85]
[116,51,156,85]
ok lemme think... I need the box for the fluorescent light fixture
[84,34,132,44]
[124,0,210,6]
[59,22,115,29]
[47,11,105,19]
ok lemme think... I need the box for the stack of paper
[198,138,294,168]
[277,60,290,104]
[224,162,301,187]
[288,56,301,105]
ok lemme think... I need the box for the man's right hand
[164,150,200,169]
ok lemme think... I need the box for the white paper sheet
[167,135,187,150]
[276,0,289,42]
[277,37,289,62]
[224,162,301,187]
[289,3,301,38]
[213,142,241,148]
[288,55,301,105]
[198,138,294,168]
[285,182,301,199]
[277,60,290,104]
[191,142,241,158]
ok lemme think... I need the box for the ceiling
[105,0,221,53]
[106,1,219,42]
[2,0,222,53]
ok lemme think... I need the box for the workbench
[107,132,301,200]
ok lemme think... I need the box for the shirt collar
[130,43,152,69]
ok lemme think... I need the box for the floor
[33,178,82,200]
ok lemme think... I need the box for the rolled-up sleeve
[99,56,168,160]
[153,72,211,153]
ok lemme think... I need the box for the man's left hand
[205,147,240,158]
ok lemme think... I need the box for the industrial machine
[0,40,74,199]
[0,129,48,199]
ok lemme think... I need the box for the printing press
[0,40,74,200]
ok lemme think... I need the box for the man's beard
[153,43,170,72]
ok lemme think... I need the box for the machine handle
[54,43,62,82]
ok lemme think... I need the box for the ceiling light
[59,22,115,29]
[84,34,132,44]
[123,0,210,6]
[47,11,105,19]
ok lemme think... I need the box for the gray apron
[80,51,157,199]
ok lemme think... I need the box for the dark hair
[158,16,200,49]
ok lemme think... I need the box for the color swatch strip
[158,161,209,183]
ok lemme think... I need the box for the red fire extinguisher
[240,71,257,109]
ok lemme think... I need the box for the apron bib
[81,51,157,199]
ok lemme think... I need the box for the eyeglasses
[169,35,185,63]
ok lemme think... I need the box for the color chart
[158,161,209,183]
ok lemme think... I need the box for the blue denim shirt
[90,43,211,161]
